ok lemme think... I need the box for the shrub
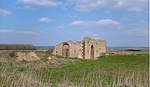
[9,51,16,57]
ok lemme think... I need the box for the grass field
[0,51,149,87]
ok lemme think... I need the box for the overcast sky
[0,0,148,47]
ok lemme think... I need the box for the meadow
[0,50,149,87]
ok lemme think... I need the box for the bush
[125,49,141,51]
[46,48,54,54]
[9,51,16,57]
[0,44,36,50]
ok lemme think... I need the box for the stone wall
[52,37,106,59]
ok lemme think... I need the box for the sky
[0,0,149,47]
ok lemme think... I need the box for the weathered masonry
[52,37,106,59]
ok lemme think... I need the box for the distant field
[107,49,149,55]
[35,46,54,50]
[0,50,149,87]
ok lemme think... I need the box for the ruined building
[52,37,106,59]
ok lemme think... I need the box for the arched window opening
[90,45,94,59]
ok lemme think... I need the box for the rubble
[15,52,40,62]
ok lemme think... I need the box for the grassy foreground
[0,54,149,87]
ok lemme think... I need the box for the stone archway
[90,45,94,59]
[62,43,70,57]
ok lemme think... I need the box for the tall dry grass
[0,54,149,87]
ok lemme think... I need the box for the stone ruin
[15,52,40,62]
[52,37,107,59]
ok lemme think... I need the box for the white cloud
[69,0,103,11]
[92,33,99,39]
[83,31,99,39]
[38,17,53,23]
[125,20,148,37]
[84,31,91,34]
[0,8,12,16]
[69,0,148,12]
[127,28,148,37]
[0,29,38,35]
[0,30,14,33]
[70,19,121,28]
[17,6,34,10]
[57,25,66,29]
[20,31,38,35]
[127,7,142,12]
[17,0,62,7]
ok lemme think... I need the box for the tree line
[0,44,36,50]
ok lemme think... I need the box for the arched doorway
[62,43,70,57]
[90,45,94,59]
